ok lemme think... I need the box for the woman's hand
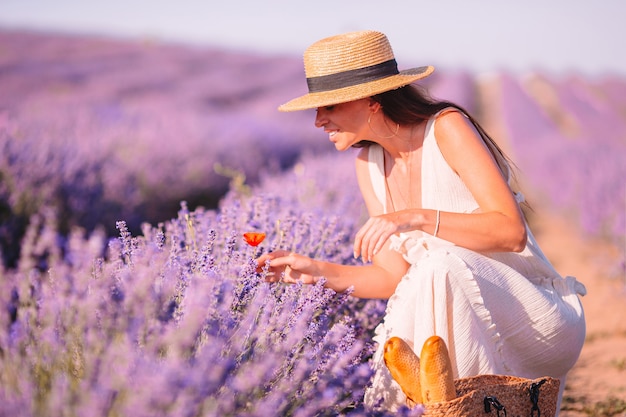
[257,248,409,298]
[354,210,419,262]
[256,250,319,284]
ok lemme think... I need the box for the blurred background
[1,0,625,76]
[0,0,624,271]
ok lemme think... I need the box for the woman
[258,30,586,412]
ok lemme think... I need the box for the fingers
[282,265,302,283]
[353,228,363,260]
[255,251,286,283]
[255,250,319,286]
[255,251,303,284]
[255,250,288,271]
[354,217,393,263]
[354,219,376,262]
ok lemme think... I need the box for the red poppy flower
[243,232,266,247]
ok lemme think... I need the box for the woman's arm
[352,111,526,260]
[432,110,526,252]
[257,242,407,298]
[256,147,410,299]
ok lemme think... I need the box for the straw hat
[278,30,434,112]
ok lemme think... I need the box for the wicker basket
[424,374,560,417]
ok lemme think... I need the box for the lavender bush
[4,30,622,273]
[0,150,435,416]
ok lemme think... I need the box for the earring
[368,113,399,139]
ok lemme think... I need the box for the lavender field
[0,30,624,416]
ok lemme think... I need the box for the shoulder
[355,145,370,165]
[354,145,385,216]
[355,144,385,172]
[432,108,493,174]
[433,108,473,138]
[433,108,484,151]
[355,146,370,177]
[355,148,373,184]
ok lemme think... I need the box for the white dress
[363,110,587,412]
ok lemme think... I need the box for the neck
[383,126,420,211]
[382,122,423,160]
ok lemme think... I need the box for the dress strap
[367,144,387,213]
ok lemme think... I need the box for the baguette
[419,335,456,404]
[383,336,423,407]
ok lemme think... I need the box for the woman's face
[314,99,372,151]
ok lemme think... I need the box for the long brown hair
[355,84,514,182]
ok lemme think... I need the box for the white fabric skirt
[363,234,586,412]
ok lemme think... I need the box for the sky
[0,0,624,77]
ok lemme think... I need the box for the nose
[314,108,327,128]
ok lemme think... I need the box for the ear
[368,98,382,113]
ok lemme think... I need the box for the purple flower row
[498,73,625,275]
[5,30,622,274]
[0,30,325,267]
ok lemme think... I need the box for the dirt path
[475,76,626,416]
[531,210,626,417]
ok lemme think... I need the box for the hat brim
[278,66,434,112]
